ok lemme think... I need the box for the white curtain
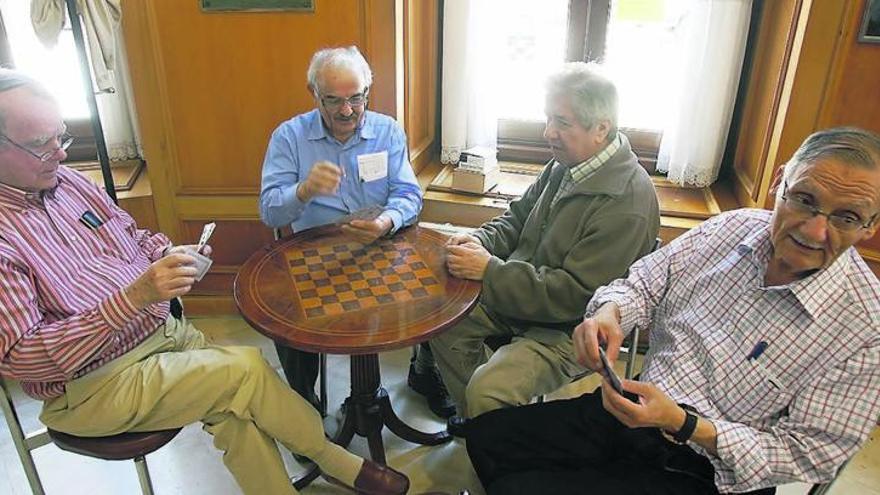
[440,0,499,164]
[30,0,141,161]
[656,0,752,187]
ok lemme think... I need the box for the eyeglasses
[317,91,368,110]
[0,131,74,162]
[781,181,878,232]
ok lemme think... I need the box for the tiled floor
[2,316,878,494]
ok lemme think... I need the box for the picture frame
[859,0,880,43]
[200,0,314,13]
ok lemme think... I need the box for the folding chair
[0,377,179,495]
[274,227,328,416]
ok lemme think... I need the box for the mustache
[333,113,360,122]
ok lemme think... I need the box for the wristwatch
[668,403,698,444]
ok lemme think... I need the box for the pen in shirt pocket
[79,210,103,231]
[746,341,783,389]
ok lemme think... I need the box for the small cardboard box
[452,165,501,193]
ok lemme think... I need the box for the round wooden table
[234,224,480,488]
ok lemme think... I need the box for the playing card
[196,222,216,253]
[187,248,213,281]
[334,205,384,226]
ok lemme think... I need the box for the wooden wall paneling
[732,0,801,208]
[403,0,440,174]
[364,0,398,117]
[748,0,810,208]
[816,0,880,267]
[155,1,368,195]
[759,0,850,209]
[121,1,183,239]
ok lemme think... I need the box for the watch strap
[671,403,698,444]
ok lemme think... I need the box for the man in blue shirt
[259,46,453,418]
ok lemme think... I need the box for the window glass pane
[604,0,691,130]
[494,0,569,122]
[0,0,90,119]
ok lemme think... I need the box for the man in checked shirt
[0,70,408,494]
[461,127,880,494]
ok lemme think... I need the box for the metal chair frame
[0,378,163,495]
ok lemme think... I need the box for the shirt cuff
[381,210,403,235]
[98,289,141,331]
[708,418,758,490]
[283,183,308,217]
[586,288,640,337]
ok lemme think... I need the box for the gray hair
[306,46,373,94]
[545,62,618,141]
[0,68,52,134]
[785,127,880,180]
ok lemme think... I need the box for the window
[0,0,96,162]
[496,0,688,171]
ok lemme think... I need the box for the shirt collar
[0,177,60,211]
[566,134,621,186]
[306,108,375,142]
[736,224,851,318]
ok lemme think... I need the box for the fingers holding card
[186,249,213,281]
[191,222,216,281]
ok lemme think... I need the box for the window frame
[496,0,662,169]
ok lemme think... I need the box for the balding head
[0,69,53,135]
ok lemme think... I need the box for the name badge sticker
[357,151,388,182]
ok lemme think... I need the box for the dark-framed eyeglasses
[781,181,878,232]
[317,91,369,110]
[0,131,74,162]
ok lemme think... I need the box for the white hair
[545,62,619,141]
[307,46,373,93]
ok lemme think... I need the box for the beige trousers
[429,305,585,418]
[40,316,362,494]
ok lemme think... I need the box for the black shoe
[407,361,457,419]
[446,416,469,438]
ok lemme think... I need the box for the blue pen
[746,341,768,361]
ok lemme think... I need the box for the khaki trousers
[40,316,362,494]
[429,305,585,418]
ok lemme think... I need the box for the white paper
[357,151,388,182]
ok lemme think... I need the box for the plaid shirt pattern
[587,209,880,492]
[549,134,621,209]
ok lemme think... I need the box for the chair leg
[0,380,46,495]
[624,327,641,380]
[319,353,328,416]
[134,455,155,495]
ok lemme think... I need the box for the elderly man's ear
[594,121,611,142]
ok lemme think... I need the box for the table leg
[294,351,453,489]
[352,354,452,455]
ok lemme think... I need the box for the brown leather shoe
[326,460,410,495]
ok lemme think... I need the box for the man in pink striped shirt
[0,70,408,494]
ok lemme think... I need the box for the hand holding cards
[334,205,384,226]
[598,346,625,396]
[187,222,215,281]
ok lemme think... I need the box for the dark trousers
[275,343,320,401]
[275,342,435,399]
[465,389,776,495]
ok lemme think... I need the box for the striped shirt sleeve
[0,248,140,382]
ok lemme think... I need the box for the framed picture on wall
[200,0,314,12]
[859,0,880,43]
